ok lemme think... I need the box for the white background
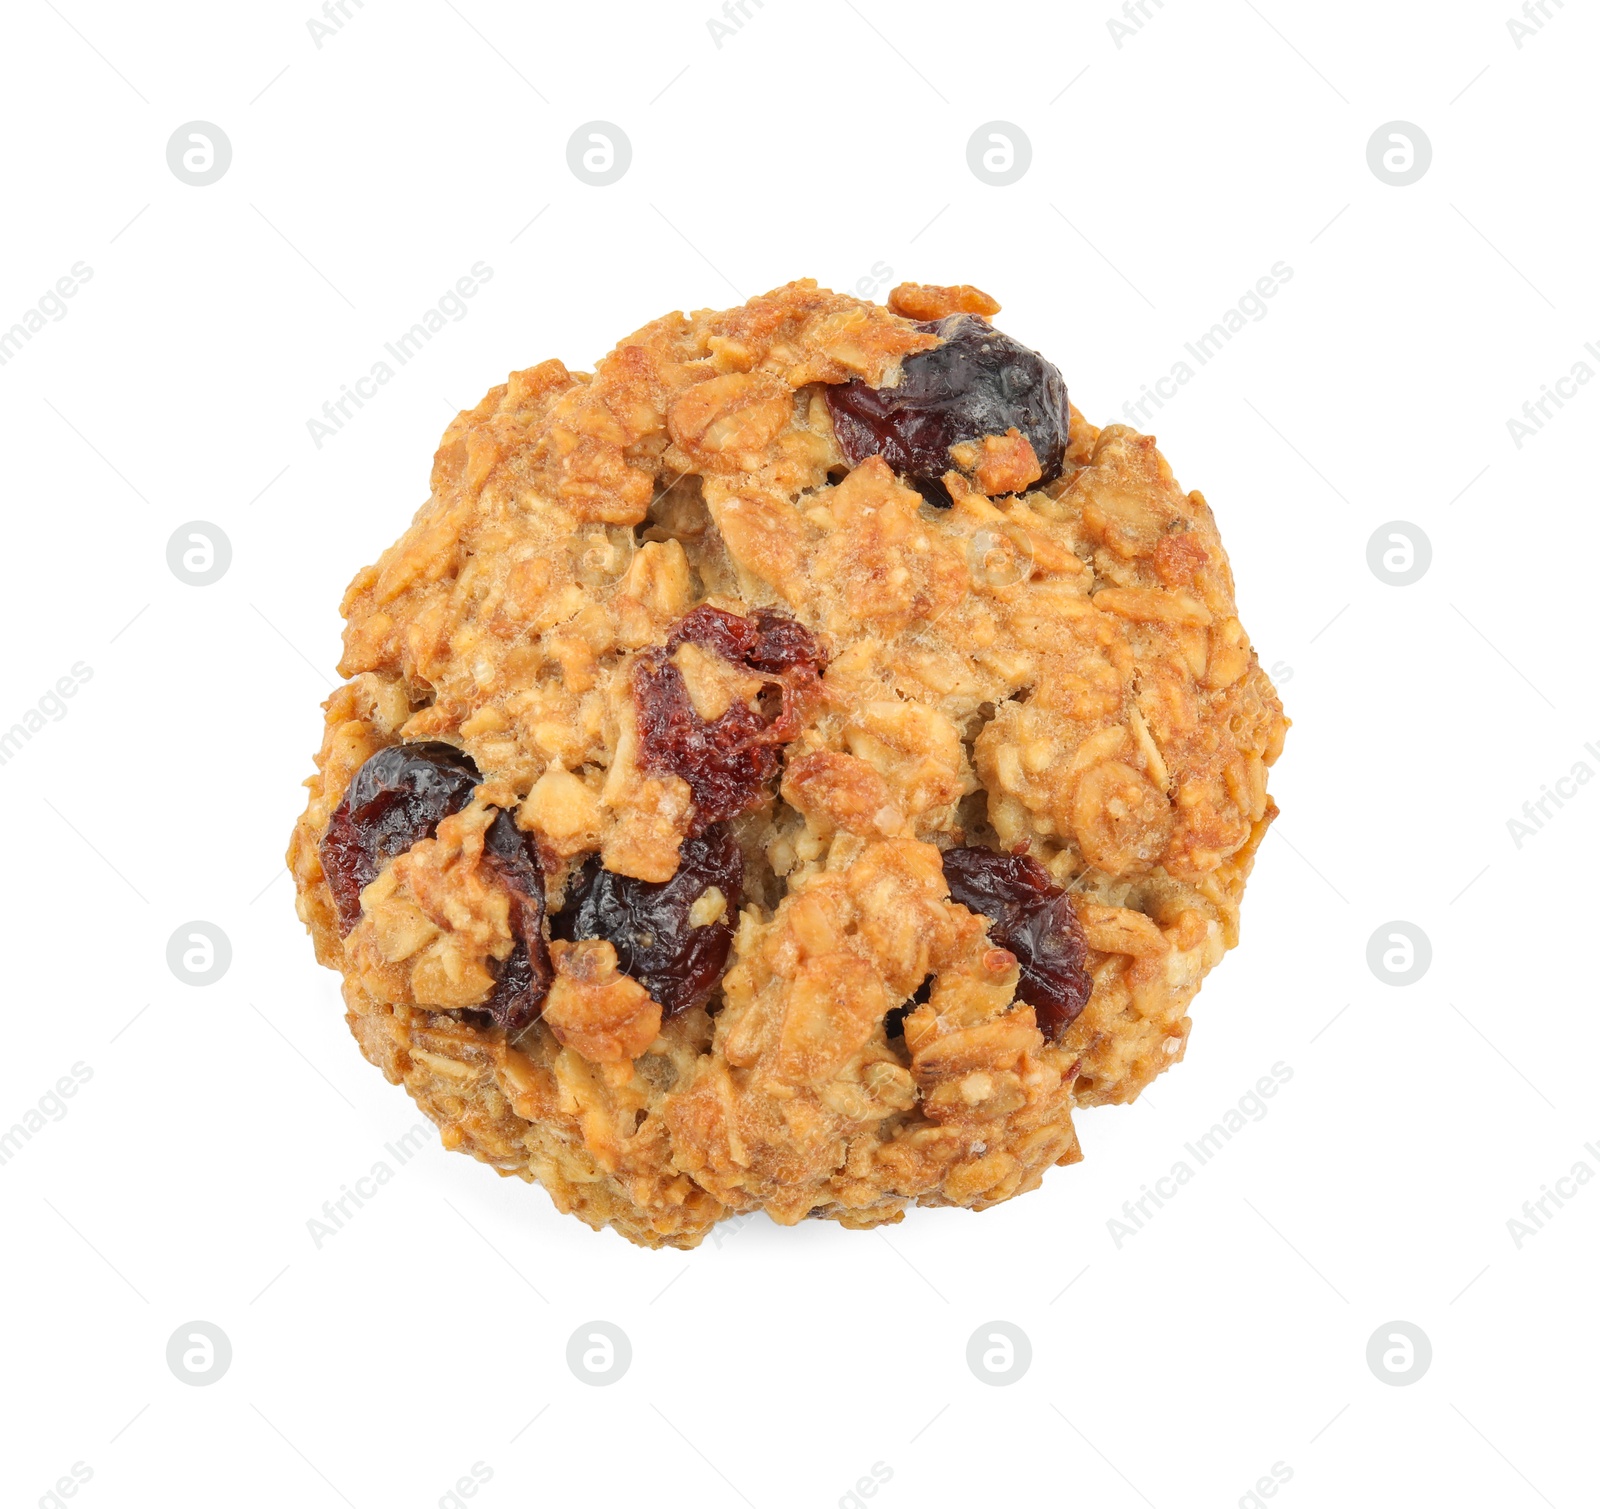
[2,1,1596,1505]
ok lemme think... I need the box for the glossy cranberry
[552,824,743,1019]
[634,606,826,832]
[941,846,1092,1040]
[320,742,552,1036]
[668,604,826,679]
[823,314,1069,505]
[479,809,554,1038]
[320,742,482,935]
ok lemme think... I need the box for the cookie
[287,279,1288,1249]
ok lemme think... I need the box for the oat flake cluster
[288,279,1287,1249]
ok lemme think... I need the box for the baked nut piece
[288,279,1287,1249]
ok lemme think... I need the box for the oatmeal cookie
[288,279,1287,1249]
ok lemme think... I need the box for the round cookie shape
[287,279,1288,1249]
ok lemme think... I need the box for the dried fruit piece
[823,314,1070,505]
[480,808,554,1038]
[634,606,827,831]
[552,824,743,1020]
[320,741,552,1035]
[320,742,483,935]
[666,603,825,679]
[940,846,1091,1040]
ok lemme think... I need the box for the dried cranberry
[634,606,826,832]
[823,314,1069,505]
[668,605,824,679]
[320,742,482,935]
[552,824,743,1019]
[941,846,1091,1040]
[320,742,553,1035]
[480,809,554,1038]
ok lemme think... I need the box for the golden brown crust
[288,279,1287,1247]
[887,281,1003,320]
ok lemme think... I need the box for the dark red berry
[634,606,826,832]
[941,846,1091,1040]
[320,742,553,1036]
[552,824,743,1020]
[668,604,825,679]
[480,809,554,1038]
[320,742,482,935]
[823,314,1070,505]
